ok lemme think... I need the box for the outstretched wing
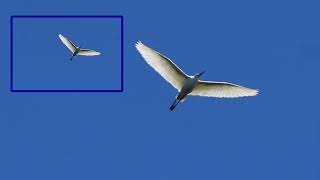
[78,49,101,56]
[58,34,77,53]
[190,81,259,98]
[135,41,188,90]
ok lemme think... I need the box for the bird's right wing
[58,34,77,53]
[135,41,188,90]
[78,49,101,56]
[190,81,259,98]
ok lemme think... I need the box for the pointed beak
[199,71,206,76]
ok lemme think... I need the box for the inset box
[10,15,124,92]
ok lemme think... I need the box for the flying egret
[58,34,101,60]
[136,41,259,111]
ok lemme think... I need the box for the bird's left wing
[190,81,259,98]
[78,49,101,56]
[136,41,188,90]
[58,34,77,53]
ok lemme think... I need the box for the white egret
[58,34,101,60]
[136,41,259,111]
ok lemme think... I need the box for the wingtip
[248,89,259,97]
[135,41,145,51]
[254,89,260,96]
[135,40,142,47]
[58,34,64,39]
[242,87,259,97]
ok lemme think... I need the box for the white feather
[58,34,77,53]
[78,49,101,56]
[135,41,188,90]
[190,81,259,98]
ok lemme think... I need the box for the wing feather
[135,41,188,90]
[78,49,101,56]
[58,34,77,53]
[191,81,259,98]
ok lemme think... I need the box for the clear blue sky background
[0,0,319,180]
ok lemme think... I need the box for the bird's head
[194,70,205,78]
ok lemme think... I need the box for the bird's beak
[199,70,206,77]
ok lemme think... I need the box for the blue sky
[0,0,320,180]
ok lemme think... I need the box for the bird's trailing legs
[169,98,181,111]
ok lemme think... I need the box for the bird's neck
[191,76,200,81]
[188,76,200,85]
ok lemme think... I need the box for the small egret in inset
[58,34,101,60]
[136,41,259,111]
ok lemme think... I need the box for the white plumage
[77,49,101,56]
[135,41,188,90]
[191,81,258,98]
[136,41,259,111]
[58,34,101,60]
[58,34,77,53]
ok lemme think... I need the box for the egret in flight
[136,41,259,111]
[58,34,101,60]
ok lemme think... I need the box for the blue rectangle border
[10,15,124,93]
